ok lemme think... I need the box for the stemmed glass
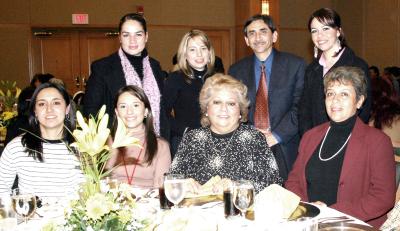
[0,195,17,231]
[11,188,37,226]
[163,174,186,209]
[233,180,255,226]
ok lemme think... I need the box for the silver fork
[318,216,355,223]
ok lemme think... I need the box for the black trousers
[271,144,289,181]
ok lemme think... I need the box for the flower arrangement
[44,106,155,231]
[0,80,21,129]
[64,182,153,231]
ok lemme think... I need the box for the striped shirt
[0,136,84,200]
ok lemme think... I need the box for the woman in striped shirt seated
[0,82,83,200]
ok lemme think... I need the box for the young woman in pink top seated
[106,85,171,188]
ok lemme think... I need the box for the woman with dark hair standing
[84,13,166,136]
[106,86,171,188]
[298,8,371,136]
[163,30,216,155]
[0,82,83,199]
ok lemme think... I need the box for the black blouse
[163,68,210,137]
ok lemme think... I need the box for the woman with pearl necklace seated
[286,66,395,228]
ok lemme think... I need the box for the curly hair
[199,74,250,127]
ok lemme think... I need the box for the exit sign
[72,14,89,24]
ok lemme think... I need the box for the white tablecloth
[19,201,371,231]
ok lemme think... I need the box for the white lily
[112,116,141,149]
[71,106,110,157]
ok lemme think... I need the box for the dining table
[16,187,375,231]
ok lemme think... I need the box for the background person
[298,8,371,136]
[169,74,282,193]
[84,13,166,136]
[368,65,380,79]
[4,86,35,145]
[106,85,171,188]
[369,77,400,188]
[286,66,395,228]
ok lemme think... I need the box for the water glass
[233,180,255,226]
[0,195,17,231]
[157,174,173,209]
[11,188,37,225]
[163,174,186,209]
[297,217,318,231]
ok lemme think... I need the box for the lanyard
[122,142,145,185]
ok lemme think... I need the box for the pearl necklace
[318,126,352,161]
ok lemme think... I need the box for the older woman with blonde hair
[163,29,216,155]
[169,74,282,193]
[286,66,395,228]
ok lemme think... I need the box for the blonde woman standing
[163,30,216,155]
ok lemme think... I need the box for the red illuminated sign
[72,14,89,25]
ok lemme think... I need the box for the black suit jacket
[83,52,167,137]
[228,49,306,169]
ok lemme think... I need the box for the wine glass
[163,174,186,209]
[233,180,255,226]
[0,195,17,231]
[11,188,37,226]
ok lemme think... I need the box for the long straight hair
[22,82,76,162]
[111,85,158,165]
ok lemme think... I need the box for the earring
[144,114,148,118]
[65,114,70,120]
[205,113,208,117]
[335,38,342,53]
[34,117,38,124]
[314,46,318,58]
[239,115,242,119]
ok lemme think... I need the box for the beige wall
[0,0,399,88]
[279,0,333,62]
[279,0,400,69]
[0,0,234,87]
[362,0,400,71]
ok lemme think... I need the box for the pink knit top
[106,127,171,188]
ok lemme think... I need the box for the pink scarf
[118,48,161,135]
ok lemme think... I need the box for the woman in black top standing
[84,13,166,136]
[164,30,216,155]
[298,8,371,136]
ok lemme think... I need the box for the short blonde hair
[176,30,215,81]
[199,74,250,127]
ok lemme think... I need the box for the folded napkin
[186,176,222,198]
[255,184,301,222]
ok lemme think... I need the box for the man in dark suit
[228,14,305,179]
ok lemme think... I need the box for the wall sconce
[261,0,270,15]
